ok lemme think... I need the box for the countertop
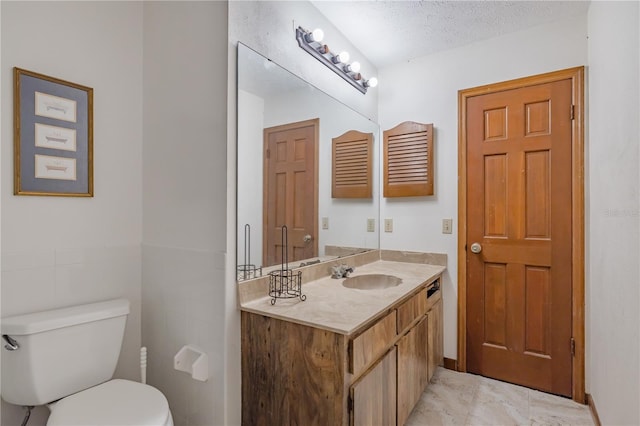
[239,260,445,336]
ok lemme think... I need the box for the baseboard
[443,357,457,371]
[586,393,601,426]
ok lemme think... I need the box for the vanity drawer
[396,288,428,333]
[349,311,396,377]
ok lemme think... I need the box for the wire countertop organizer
[269,226,306,305]
[237,224,262,281]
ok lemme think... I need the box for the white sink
[342,274,402,290]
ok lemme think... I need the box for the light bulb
[344,61,361,73]
[304,28,324,43]
[332,51,350,64]
[365,77,378,88]
[337,51,350,63]
[311,28,324,42]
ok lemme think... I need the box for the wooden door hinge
[571,337,576,356]
[347,395,353,411]
[266,148,271,159]
[571,105,575,120]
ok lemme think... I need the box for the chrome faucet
[331,264,354,279]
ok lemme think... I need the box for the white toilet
[1,299,173,426]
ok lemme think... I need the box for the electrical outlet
[367,218,375,232]
[384,219,393,233]
[322,217,329,230]
[442,218,453,234]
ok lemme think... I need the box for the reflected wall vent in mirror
[295,26,377,94]
[383,122,434,197]
[332,130,373,198]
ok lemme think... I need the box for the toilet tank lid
[1,299,130,336]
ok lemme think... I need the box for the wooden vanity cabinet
[241,276,443,426]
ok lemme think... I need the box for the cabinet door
[350,347,397,426]
[427,298,444,382]
[397,316,429,426]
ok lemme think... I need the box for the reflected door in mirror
[263,119,319,266]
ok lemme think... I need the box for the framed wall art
[14,67,93,196]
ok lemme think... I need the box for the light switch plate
[322,217,329,230]
[384,219,393,233]
[442,218,453,234]
[367,218,375,232]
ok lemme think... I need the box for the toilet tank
[1,299,130,406]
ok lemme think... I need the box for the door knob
[303,234,312,243]
[470,242,482,254]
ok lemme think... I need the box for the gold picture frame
[14,67,93,196]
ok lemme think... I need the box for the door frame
[457,67,585,403]
[262,118,319,266]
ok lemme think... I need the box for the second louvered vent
[384,122,434,197]
[332,130,373,198]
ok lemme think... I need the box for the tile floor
[406,367,595,426]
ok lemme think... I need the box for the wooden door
[263,119,318,267]
[350,347,397,426]
[397,316,429,426]
[466,79,573,396]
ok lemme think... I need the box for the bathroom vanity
[239,255,444,425]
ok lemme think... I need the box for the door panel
[397,317,429,426]
[350,347,396,426]
[263,120,318,267]
[466,79,573,396]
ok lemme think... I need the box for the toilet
[1,299,173,426]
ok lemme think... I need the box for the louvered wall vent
[332,130,373,198]
[384,121,434,197]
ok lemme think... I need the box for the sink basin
[342,274,402,290]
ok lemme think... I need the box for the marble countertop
[240,260,445,336]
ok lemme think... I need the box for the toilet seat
[47,379,173,426]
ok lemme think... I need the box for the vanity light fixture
[296,26,377,94]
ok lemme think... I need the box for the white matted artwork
[35,91,77,122]
[34,154,77,181]
[34,123,77,152]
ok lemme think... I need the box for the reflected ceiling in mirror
[237,43,380,281]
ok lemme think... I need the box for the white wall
[142,2,229,425]
[0,2,143,424]
[587,2,639,424]
[378,15,588,359]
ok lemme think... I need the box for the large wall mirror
[237,43,380,280]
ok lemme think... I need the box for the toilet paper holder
[174,345,208,382]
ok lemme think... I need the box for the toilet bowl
[47,379,173,426]
[1,299,173,426]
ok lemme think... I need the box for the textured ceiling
[311,1,590,69]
